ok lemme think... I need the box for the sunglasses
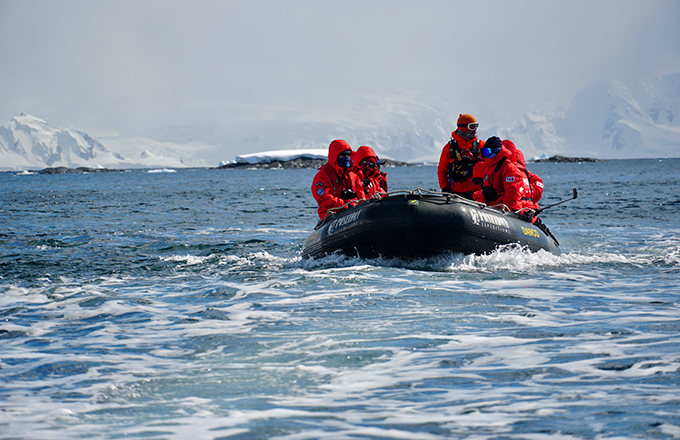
[457,122,479,131]
[338,150,352,157]
[481,147,498,158]
[359,160,376,168]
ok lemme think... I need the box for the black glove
[481,186,497,204]
[442,186,453,194]
[341,189,357,199]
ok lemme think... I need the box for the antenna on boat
[536,188,578,214]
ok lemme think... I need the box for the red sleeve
[351,172,366,200]
[312,169,346,217]
[528,171,544,203]
[437,145,451,190]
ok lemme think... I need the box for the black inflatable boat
[302,189,560,259]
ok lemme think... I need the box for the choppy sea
[1,159,679,440]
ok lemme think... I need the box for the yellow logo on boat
[521,226,541,238]
[408,200,419,206]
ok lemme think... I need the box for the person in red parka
[477,136,535,212]
[352,146,388,199]
[437,114,485,200]
[312,139,366,220]
[471,160,489,204]
[501,139,543,209]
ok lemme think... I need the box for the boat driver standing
[437,114,485,200]
[312,139,366,220]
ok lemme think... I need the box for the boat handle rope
[322,187,577,221]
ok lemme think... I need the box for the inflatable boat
[302,189,560,259]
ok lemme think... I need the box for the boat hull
[302,194,560,259]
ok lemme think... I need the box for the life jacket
[446,138,481,184]
[437,132,484,195]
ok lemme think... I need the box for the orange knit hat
[457,114,477,125]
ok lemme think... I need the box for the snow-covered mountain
[0,114,126,169]
[2,74,678,170]
[0,114,203,170]
[498,73,680,159]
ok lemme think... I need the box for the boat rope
[322,188,538,221]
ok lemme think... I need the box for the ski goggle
[457,122,479,131]
[481,147,498,158]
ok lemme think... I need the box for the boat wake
[298,242,680,274]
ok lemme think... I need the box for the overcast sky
[1,0,679,140]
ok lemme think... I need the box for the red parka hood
[328,139,353,174]
[353,146,378,164]
[353,145,379,177]
[502,139,526,167]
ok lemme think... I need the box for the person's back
[502,139,543,209]
[312,140,366,220]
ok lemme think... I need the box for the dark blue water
[1,160,679,439]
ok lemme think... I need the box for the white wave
[160,254,215,266]
[300,240,680,275]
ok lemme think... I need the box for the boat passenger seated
[311,140,366,220]
[475,136,537,213]
[352,146,388,199]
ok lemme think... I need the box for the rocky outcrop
[36,167,126,174]
[530,155,602,163]
[215,157,413,169]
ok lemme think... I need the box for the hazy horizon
[2,1,679,130]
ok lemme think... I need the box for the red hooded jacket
[502,140,543,207]
[352,146,387,198]
[480,144,535,212]
[437,131,485,195]
[312,140,366,220]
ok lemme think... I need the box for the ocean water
[1,159,679,440]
